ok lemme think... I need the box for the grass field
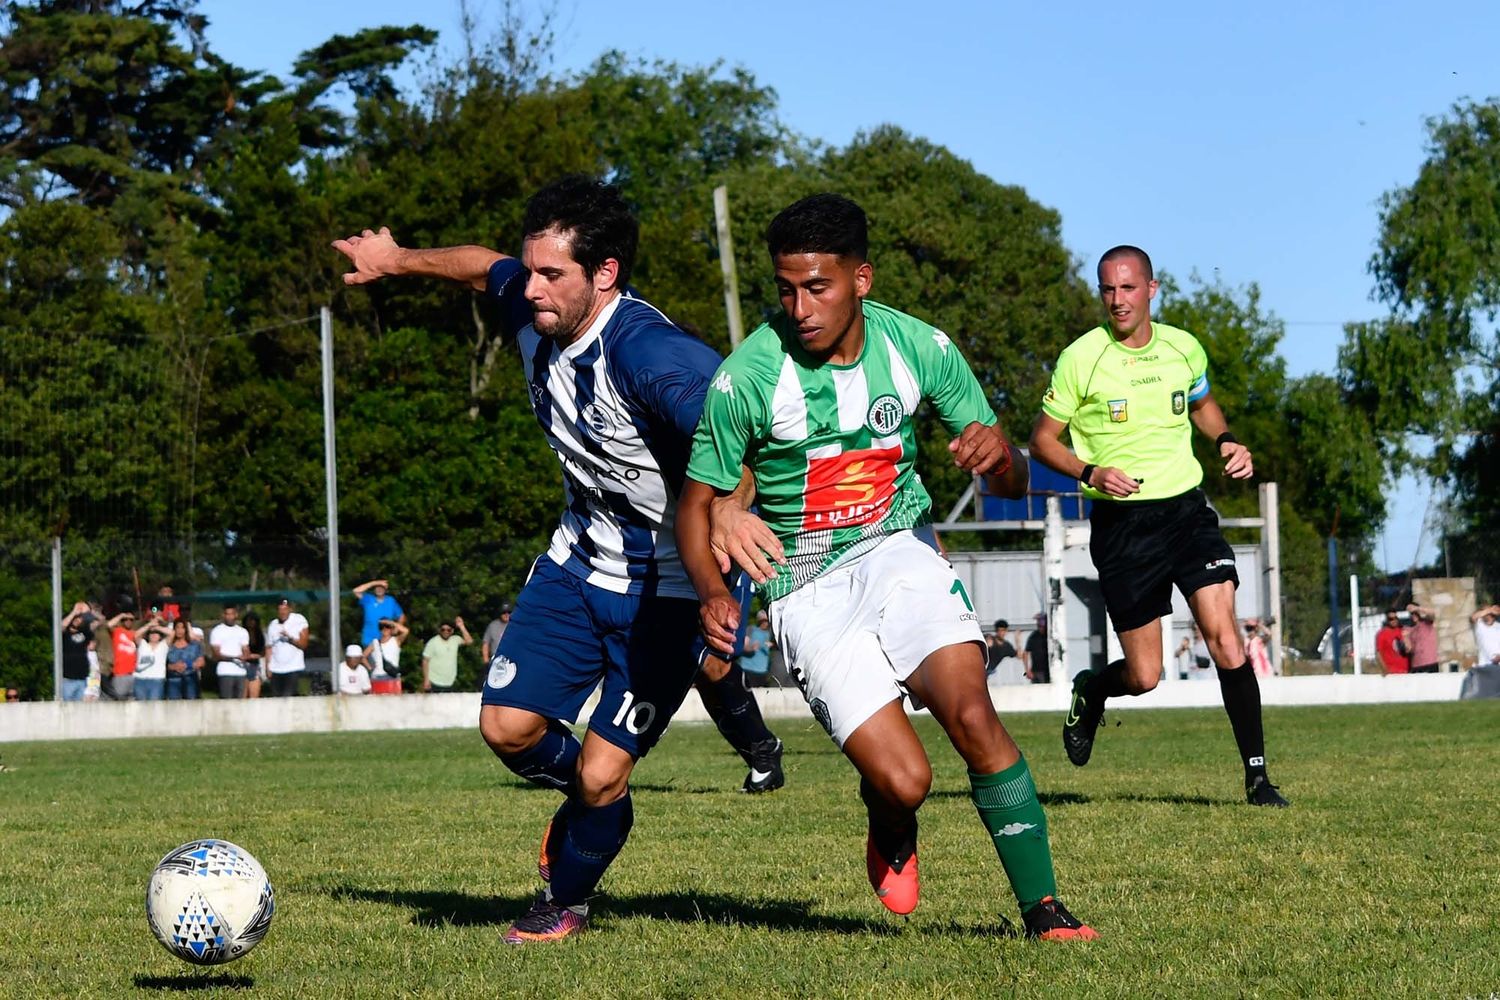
[2,701,1498,998]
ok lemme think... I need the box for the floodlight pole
[713,186,745,349]
[1327,536,1341,672]
[51,535,62,702]
[321,306,342,696]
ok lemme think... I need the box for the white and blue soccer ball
[146,839,275,965]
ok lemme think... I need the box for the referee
[1028,245,1288,807]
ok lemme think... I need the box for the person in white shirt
[209,604,253,699]
[1472,604,1500,666]
[132,623,171,701]
[265,596,310,697]
[338,644,372,695]
[364,618,410,689]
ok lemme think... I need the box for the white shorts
[768,529,983,747]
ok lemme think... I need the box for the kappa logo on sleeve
[932,331,952,355]
[712,372,734,397]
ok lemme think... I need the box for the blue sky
[200,0,1496,571]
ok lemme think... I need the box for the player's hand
[698,594,741,656]
[709,497,784,583]
[1090,466,1142,498]
[1220,441,1253,479]
[948,421,1012,474]
[331,227,402,285]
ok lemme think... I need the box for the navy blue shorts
[482,557,700,758]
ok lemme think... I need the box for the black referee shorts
[1089,488,1239,634]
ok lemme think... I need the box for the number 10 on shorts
[612,690,657,736]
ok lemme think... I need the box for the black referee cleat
[1062,670,1104,767]
[742,737,785,794]
[1246,775,1290,808]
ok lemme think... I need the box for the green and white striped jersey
[687,300,995,601]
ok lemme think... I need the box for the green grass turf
[2,701,1498,998]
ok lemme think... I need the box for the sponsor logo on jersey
[1120,354,1158,366]
[712,372,734,396]
[1107,399,1129,422]
[580,401,616,443]
[528,381,547,413]
[866,394,904,435]
[1044,387,1056,403]
[801,443,901,531]
[486,654,518,689]
[1172,390,1186,415]
[1130,375,1161,386]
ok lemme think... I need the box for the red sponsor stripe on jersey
[802,443,902,531]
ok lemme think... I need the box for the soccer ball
[145,839,275,965]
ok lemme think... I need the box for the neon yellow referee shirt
[1041,322,1209,501]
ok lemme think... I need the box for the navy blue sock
[500,720,581,793]
[548,793,634,906]
[700,663,775,763]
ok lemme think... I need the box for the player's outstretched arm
[1029,412,1141,498]
[1188,392,1253,480]
[331,227,505,292]
[677,478,743,656]
[949,420,1027,499]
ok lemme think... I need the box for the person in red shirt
[107,611,139,700]
[1374,610,1411,674]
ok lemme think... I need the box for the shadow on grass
[132,972,254,991]
[497,780,726,795]
[327,884,915,936]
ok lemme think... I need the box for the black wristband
[1079,464,1096,487]
[1215,432,1238,449]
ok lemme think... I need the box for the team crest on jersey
[809,697,833,736]
[528,382,547,413]
[580,401,616,443]
[1108,399,1129,422]
[1171,390,1186,415]
[866,394,904,435]
[486,654,517,689]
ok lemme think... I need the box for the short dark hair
[765,194,868,262]
[1098,245,1154,281]
[522,176,638,287]
[993,619,1009,631]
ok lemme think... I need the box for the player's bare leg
[842,700,931,915]
[1188,582,1287,806]
[906,642,1096,940]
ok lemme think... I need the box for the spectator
[133,621,171,700]
[338,644,373,695]
[741,610,772,686]
[480,602,511,665]
[153,584,182,624]
[1375,609,1411,675]
[1021,613,1051,684]
[1472,604,1500,666]
[100,610,138,700]
[209,605,254,699]
[242,613,266,698]
[264,597,310,697]
[1243,618,1274,677]
[421,617,473,692]
[1405,603,1440,673]
[165,619,206,700]
[1177,625,1214,680]
[366,618,410,694]
[353,579,406,648]
[59,601,93,702]
[5,688,18,702]
[985,619,1017,676]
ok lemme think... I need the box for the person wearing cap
[422,617,473,693]
[338,645,372,695]
[481,603,511,667]
[265,597,310,697]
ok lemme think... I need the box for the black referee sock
[1083,659,1130,706]
[1217,661,1268,785]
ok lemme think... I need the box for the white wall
[0,673,1469,744]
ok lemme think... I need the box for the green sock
[969,755,1058,911]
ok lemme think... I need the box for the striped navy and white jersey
[486,258,723,600]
